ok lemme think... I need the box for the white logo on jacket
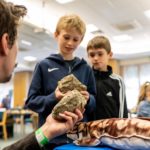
[48,68,59,72]
[106,91,112,96]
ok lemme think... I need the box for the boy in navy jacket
[25,14,96,149]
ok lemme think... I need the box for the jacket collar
[46,53,87,66]
[93,65,112,78]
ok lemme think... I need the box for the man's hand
[40,109,83,140]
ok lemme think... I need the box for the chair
[31,112,38,130]
[23,110,39,132]
[0,109,7,140]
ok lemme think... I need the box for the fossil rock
[52,90,87,121]
[58,74,87,93]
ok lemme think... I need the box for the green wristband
[35,128,49,147]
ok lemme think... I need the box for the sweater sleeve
[120,78,128,118]
[3,132,41,150]
[25,63,57,117]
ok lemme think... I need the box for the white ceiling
[8,0,150,70]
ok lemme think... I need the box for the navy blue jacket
[25,54,96,144]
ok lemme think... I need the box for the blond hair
[55,14,86,37]
[137,81,150,105]
[87,36,111,53]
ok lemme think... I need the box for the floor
[0,123,34,150]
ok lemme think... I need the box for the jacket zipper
[68,66,72,74]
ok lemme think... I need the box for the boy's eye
[64,36,70,40]
[88,53,95,57]
[88,52,103,57]
[73,38,79,42]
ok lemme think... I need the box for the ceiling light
[113,34,132,42]
[86,24,98,33]
[144,10,150,18]
[24,56,37,62]
[55,0,75,4]
[21,40,32,46]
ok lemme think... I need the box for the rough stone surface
[52,90,87,121]
[58,74,87,93]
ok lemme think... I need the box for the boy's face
[55,28,83,59]
[88,48,112,71]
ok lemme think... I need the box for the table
[54,144,115,150]
[7,109,33,135]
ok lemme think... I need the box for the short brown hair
[0,0,27,48]
[87,36,111,53]
[55,14,86,37]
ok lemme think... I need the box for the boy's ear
[0,33,10,56]
[54,32,58,39]
[109,51,113,58]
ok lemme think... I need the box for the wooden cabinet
[109,59,120,74]
[13,71,32,107]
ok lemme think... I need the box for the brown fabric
[68,117,150,145]
[3,132,41,150]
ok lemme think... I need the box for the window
[122,63,150,109]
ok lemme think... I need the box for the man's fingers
[59,110,83,128]
[63,111,78,123]
[74,109,83,121]
[59,113,74,129]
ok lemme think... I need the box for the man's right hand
[40,109,83,140]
